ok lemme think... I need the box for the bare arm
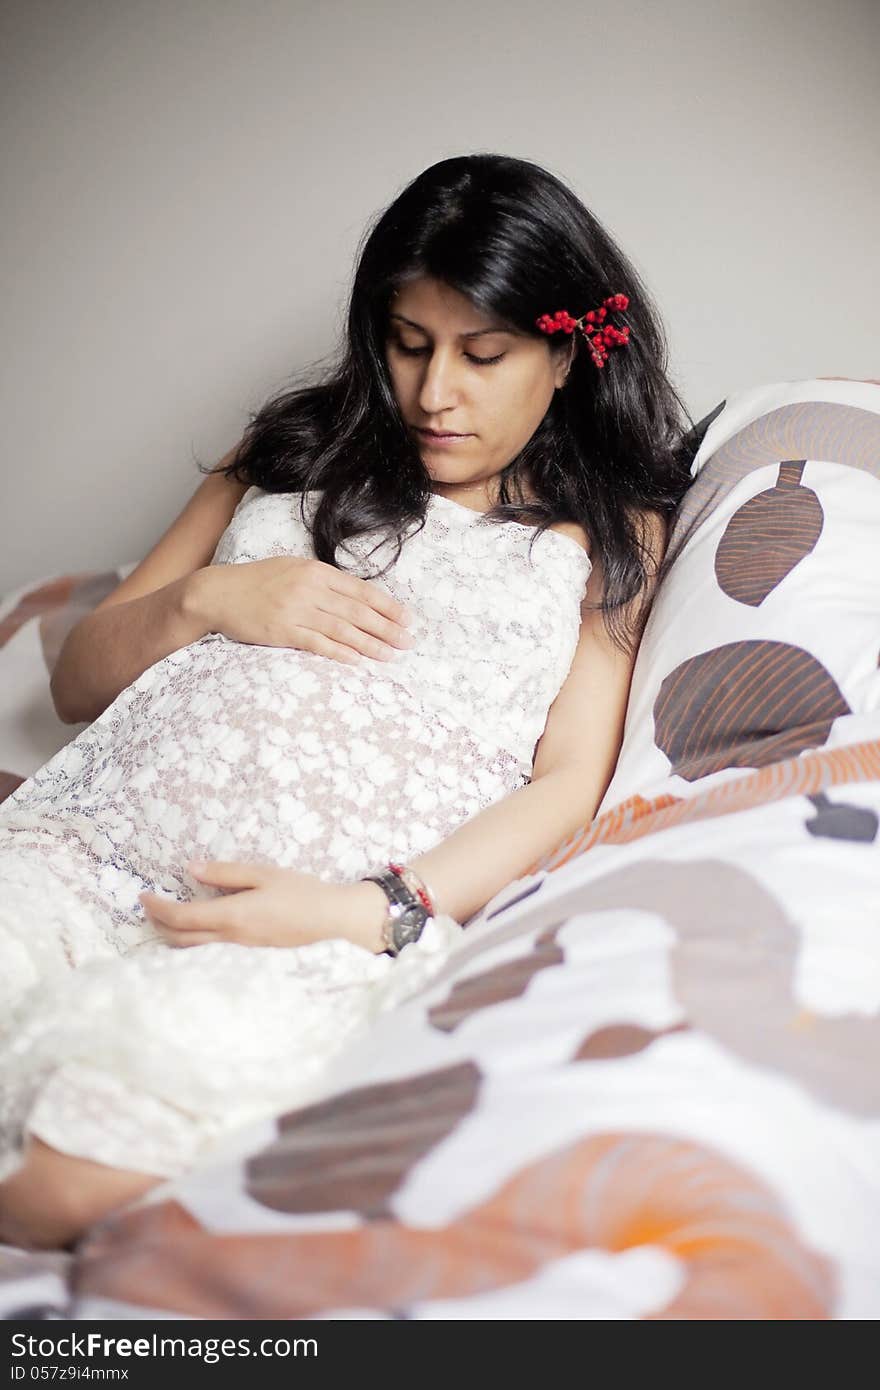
[342,514,667,948]
[51,575,215,725]
[51,451,248,724]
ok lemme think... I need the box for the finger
[296,626,400,665]
[140,887,255,938]
[138,892,217,929]
[327,571,410,627]
[138,891,176,920]
[301,602,415,662]
[156,928,222,948]
[330,593,414,648]
[138,895,205,928]
[184,860,267,890]
[148,907,227,944]
[288,635,365,666]
[323,643,366,666]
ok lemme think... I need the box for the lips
[416,428,471,439]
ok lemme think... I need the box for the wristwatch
[362,864,435,956]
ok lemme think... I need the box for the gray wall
[3,0,878,593]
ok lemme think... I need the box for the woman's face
[385,275,571,508]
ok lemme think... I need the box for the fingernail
[188,861,206,873]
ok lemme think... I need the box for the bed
[1,375,878,1320]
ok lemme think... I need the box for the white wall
[2,0,878,592]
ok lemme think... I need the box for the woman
[0,152,694,1248]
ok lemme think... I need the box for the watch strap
[362,865,433,955]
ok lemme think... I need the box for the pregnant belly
[1,637,528,888]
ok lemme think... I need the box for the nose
[416,347,462,416]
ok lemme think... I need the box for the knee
[0,1178,83,1250]
[0,1160,87,1250]
[0,1137,161,1250]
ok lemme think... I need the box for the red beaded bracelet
[388,861,437,916]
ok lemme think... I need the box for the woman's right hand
[187,556,414,665]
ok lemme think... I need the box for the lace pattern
[211,488,592,765]
[0,486,590,1177]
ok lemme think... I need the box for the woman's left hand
[138,861,384,953]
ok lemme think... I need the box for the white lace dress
[0,488,591,1179]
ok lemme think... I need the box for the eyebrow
[388,313,513,339]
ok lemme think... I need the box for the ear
[553,337,576,389]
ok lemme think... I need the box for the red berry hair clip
[536,292,631,369]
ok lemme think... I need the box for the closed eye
[391,342,506,367]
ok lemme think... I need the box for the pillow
[64,706,880,1320]
[0,565,134,801]
[599,377,880,813]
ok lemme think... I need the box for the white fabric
[597,380,880,813]
[0,488,590,1178]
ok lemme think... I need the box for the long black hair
[202,152,696,650]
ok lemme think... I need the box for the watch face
[393,904,427,950]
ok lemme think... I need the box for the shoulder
[542,511,668,577]
[546,519,590,554]
[552,510,667,567]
